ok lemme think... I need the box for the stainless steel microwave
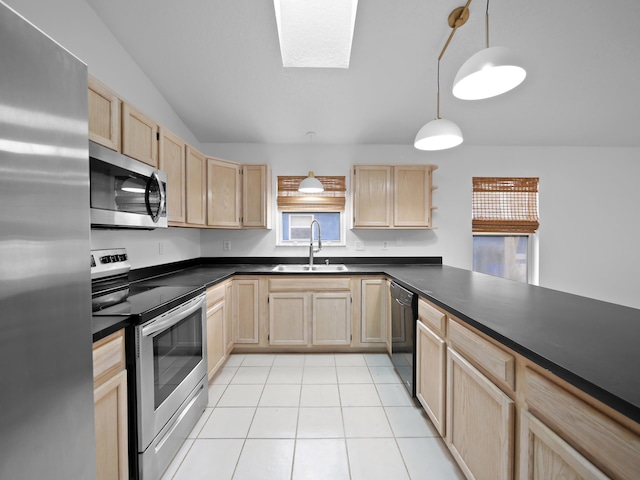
[89,141,167,229]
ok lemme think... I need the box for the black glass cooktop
[92,285,203,321]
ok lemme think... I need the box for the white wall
[4,0,204,269]
[200,143,640,309]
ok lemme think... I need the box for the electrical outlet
[395,237,403,247]
[158,242,164,255]
[382,241,389,250]
[355,241,365,251]
[223,240,231,251]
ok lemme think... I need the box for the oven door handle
[141,294,205,338]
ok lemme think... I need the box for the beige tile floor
[161,353,464,480]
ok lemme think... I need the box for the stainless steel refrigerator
[0,2,96,478]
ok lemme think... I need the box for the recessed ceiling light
[273,0,359,68]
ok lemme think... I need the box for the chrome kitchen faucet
[309,219,322,268]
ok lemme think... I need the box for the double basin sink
[271,264,348,273]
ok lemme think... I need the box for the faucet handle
[325,259,330,265]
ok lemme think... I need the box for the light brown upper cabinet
[242,164,272,229]
[352,164,437,229]
[185,145,207,226]
[207,158,242,228]
[158,127,186,225]
[88,75,120,151]
[121,102,158,167]
[207,158,271,229]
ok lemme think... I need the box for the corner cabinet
[207,157,242,228]
[93,330,128,480]
[352,164,438,229]
[206,159,272,229]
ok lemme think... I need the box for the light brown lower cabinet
[446,347,514,480]
[268,292,308,345]
[206,285,226,380]
[416,319,446,436]
[518,409,608,480]
[93,330,128,480]
[312,292,351,345]
[360,278,387,344]
[233,278,260,344]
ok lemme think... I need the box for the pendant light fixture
[414,5,470,151]
[299,171,324,193]
[453,0,526,100]
[299,132,325,193]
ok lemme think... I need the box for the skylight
[273,0,359,68]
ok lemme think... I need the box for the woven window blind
[472,177,539,233]
[277,176,346,211]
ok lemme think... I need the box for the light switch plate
[355,241,365,251]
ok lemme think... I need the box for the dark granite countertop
[93,258,640,423]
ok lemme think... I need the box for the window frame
[276,211,346,247]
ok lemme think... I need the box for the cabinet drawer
[269,277,351,292]
[93,330,125,388]
[448,318,515,391]
[524,367,640,480]
[207,283,226,307]
[418,298,446,336]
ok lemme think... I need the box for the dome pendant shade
[453,46,526,100]
[299,171,324,193]
[414,118,463,151]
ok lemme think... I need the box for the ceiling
[85,0,640,147]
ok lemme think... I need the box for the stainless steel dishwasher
[389,281,418,397]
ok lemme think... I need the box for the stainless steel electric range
[91,248,208,480]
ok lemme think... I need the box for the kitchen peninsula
[94,257,640,480]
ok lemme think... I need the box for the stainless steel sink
[271,264,348,273]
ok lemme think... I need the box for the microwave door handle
[145,171,166,223]
[141,295,204,337]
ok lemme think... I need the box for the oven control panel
[91,248,131,280]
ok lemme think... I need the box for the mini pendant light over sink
[299,171,324,193]
[452,0,526,100]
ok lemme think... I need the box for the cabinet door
[361,278,387,343]
[447,348,514,480]
[88,76,120,151]
[519,410,608,480]
[352,165,392,227]
[233,279,259,343]
[416,320,446,436]
[312,292,351,345]
[159,127,186,225]
[242,164,271,228]
[94,370,128,480]
[269,292,308,345]
[394,165,432,227]
[121,102,158,167]
[207,300,226,380]
[185,146,206,226]
[207,158,241,228]
[93,330,127,480]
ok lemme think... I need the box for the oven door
[136,293,207,451]
[89,140,167,229]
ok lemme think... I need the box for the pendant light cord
[485,0,490,48]
[436,60,441,119]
